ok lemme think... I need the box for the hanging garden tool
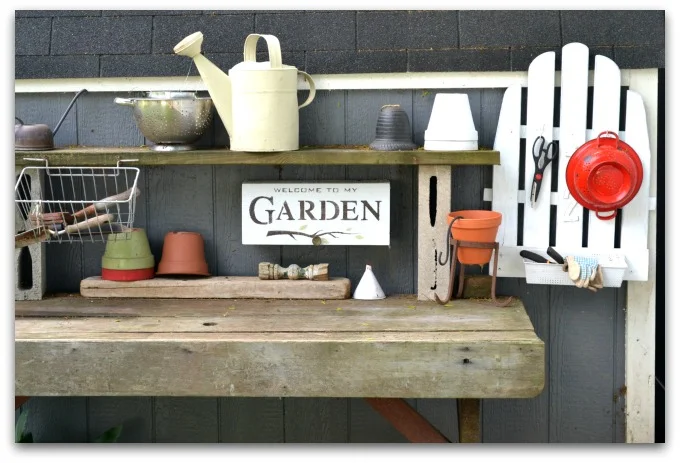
[530,135,558,208]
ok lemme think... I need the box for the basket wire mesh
[15,165,140,245]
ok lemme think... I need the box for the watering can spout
[174,31,233,137]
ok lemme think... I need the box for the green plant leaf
[94,425,123,443]
[15,409,28,443]
[19,432,33,443]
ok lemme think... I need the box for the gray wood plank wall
[14,91,626,443]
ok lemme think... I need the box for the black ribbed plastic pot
[369,105,417,151]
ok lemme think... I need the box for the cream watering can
[174,32,316,152]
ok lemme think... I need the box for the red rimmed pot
[566,131,643,220]
[101,228,155,281]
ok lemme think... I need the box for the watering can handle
[243,34,282,68]
[297,71,316,109]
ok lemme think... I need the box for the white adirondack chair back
[487,42,652,283]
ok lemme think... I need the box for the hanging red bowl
[566,131,643,220]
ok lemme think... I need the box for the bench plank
[15,296,545,399]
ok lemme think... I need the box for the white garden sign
[242,182,390,245]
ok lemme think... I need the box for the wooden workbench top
[15,295,545,399]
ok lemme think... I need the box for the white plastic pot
[424,93,478,151]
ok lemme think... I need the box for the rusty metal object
[364,398,450,443]
[435,216,512,306]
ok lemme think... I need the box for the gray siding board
[219,397,284,442]
[154,397,219,443]
[87,397,153,443]
[284,398,349,443]
[482,278,551,443]
[299,90,346,146]
[21,397,87,443]
[416,399,459,442]
[549,286,619,442]
[78,92,145,147]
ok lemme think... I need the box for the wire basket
[523,253,628,287]
[15,164,140,245]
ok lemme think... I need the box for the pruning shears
[530,135,558,208]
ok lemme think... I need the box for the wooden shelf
[15,294,544,399]
[15,146,500,167]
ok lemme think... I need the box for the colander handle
[596,130,620,148]
[243,34,282,69]
[595,210,617,220]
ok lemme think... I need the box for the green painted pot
[101,228,155,271]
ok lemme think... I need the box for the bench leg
[457,398,481,443]
[364,398,450,443]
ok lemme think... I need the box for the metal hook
[437,216,463,266]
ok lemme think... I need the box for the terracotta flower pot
[101,228,155,281]
[447,210,502,265]
[156,231,210,277]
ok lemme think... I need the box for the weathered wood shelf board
[14,146,500,166]
[15,295,545,399]
[80,276,351,300]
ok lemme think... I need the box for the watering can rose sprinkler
[173,32,316,152]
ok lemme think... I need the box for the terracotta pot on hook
[156,231,211,277]
[447,210,502,265]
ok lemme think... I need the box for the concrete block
[15,167,46,301]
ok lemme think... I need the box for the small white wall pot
[353,264,386,300]
[424,93,478,151]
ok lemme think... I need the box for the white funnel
[353,265,386,300]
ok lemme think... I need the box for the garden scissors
[530,135,558,208]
